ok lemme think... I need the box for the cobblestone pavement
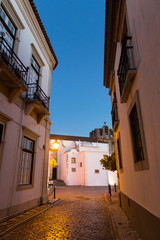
[1,186,115,240]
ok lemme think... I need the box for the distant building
[89,125,114,154]
[103,0,160,239]
[49,130,117,187]
[0,0,57,219]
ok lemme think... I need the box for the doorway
[52,167,57,180]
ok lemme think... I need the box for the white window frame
[18,136,35,186]
[0,1,24,54]
[17,127,39,190]
[0,112,11,170]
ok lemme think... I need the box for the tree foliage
[100,152,116,172]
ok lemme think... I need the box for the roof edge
[103,0,120,88]
[50,134,110,143]
[29,0,58,71]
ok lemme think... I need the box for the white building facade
[104,0,160,239]
[0,0,57,219]
[49,138,117,187]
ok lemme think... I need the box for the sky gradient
[34,0,112,137]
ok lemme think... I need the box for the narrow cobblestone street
[1,187,114,240]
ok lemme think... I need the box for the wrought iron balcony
[117,36,137,103]
[111,99,119,132]
[26,82,50,112]
[0,36,28,86]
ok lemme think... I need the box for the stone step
[53,179,66,186]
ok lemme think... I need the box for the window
[99,129,103,136]
[29,56,40,84]
[117,137,122,169]
[71,157,76,164]
[18,137,35,185]
[129,104,144,163]
[0,114,11,170]
[118,35,137,103]
[72,168,76,172]
[0,5,16,48]
[95,169,99,174]
[80,162,82,167]
[128,90,148,171]
[105,127,108,135]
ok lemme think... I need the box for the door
[52,168,57,180]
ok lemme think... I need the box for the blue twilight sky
[34,0,112,137]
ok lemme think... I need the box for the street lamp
[52,139,60,150]
[50,139,60,198]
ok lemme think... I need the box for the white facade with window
[0,0,57,219]
[104,0,160,238]
[49,139,118,187]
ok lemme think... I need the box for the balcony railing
[117,36,137,102]
[26,81,50,112]
[0,36,28,85]
[111,99,119,131]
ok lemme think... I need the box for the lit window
[71,157,76,164]
[95,169,99,174]
[72,168,76,172]
[18,137,34,185]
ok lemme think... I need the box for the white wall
[53,140,117,187]
[113,0,160,218]
[84,152,108,186]
[8,0,55,95]
[0,93,45,208]
[67,149,81,185]
[0,0,55,217]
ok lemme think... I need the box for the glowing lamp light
[49,158,56,167]
[52,140,60,150]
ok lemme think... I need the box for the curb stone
[105,193,120,240]
[105,192,141,240]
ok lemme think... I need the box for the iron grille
[117,36,136,96]
[0,36,28,85]
[26,81,50,111]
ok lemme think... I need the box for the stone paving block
[0,187,114,239]
[0,186,141,240]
